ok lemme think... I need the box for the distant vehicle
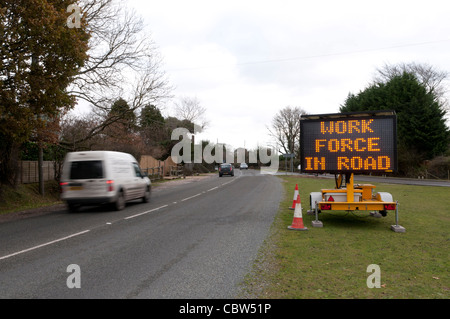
[240,163,248,170]
[60,151,151,212]
[219,163,234,177]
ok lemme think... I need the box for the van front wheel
[114,191,125,211]
[68,203,80,213]
[142,186,151,203]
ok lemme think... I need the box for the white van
[60,151,151,212]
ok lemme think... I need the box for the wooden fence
[16,155,181,184]
[17,161,56,184]
[140,155,182,181]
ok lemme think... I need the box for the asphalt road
[278,172,450,187]
[0,169,283,299]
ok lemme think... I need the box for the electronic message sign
[300,111,397,173]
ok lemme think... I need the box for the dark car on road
[219,163,234,177]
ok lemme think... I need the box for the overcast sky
[85,0,450,151]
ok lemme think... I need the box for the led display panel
[300,112,397,173]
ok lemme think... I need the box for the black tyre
[68,203,80,213]
[142,186,151,203]
[114,190,125,211]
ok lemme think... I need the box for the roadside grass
[242,175,449,299]
[0,181,62,215]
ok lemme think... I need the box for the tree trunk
[0,136,19,187]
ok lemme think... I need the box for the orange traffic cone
[288,194,308,231]
[289,184,299,210]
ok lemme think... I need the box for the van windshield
[70,161,104,179]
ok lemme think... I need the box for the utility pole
[38,143,44,196]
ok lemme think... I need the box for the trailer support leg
[390,201,406,233]
[312,201,323,228]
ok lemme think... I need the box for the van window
[132,163,142,177]
[70,161,104,179]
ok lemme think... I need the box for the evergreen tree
[139,104,166,158]
[109,98,136,129]
[340,72,449,174]
[140,104,165,129]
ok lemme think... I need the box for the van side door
[132,162,146,199]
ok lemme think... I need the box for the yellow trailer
[307,173,404,232]
[301,111,405,232]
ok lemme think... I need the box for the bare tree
[65,0,172,146]
[267,106,307,157]
[173,96,209,131]
[60,111,148,160]
[59,113,105,151]
[375,62,449,110]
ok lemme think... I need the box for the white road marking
[0,230,91,261]
[181,193,202,202]
[124,205,168,220]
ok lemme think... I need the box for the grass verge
[0,181,62,215]
[241,175,449,299]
